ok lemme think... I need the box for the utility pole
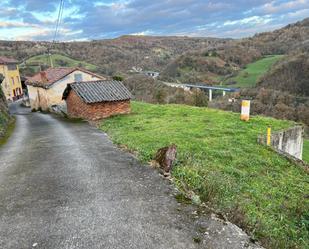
[49,52,54,68]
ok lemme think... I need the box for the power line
[53,0,65,43]
[48,0,65,68]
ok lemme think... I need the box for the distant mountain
[0,36,231,77]
[240,18,309,54]
[0,18,308,92]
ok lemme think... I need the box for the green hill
[101,101,308,249]
[224,55,284,88]
[20,54,99,75]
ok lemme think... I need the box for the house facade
[0,57,23,101]
[26,67,105,111]
[63,80,132,121]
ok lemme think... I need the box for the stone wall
[258,126,304,160]
[66,90,130,121]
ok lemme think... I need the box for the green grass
[22,54,98,71]
[0,108,14,147]
[225,55,284,88]
[0,118,15,147]
[101,102,309,249]
[303,140,309,163]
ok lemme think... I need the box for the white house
[26,67,105,111]
[144,71,160,79]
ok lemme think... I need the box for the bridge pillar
[209,89,212,102]
[222,91,226,96]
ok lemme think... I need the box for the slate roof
[26,67,104,88]
[63,80,132,103]
[0,56,18,65]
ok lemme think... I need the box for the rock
[154,144,177,174]
[192,194,201,205]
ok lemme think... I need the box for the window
[11,77,14,85]
[13,89,16,97]
[7,64,17,71]
[74,73,83,82]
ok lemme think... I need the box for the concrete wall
[28,70,102,111]
[258,126,304,160]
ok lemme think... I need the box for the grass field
[22,54,98,71]
[303,140,309,163]
[225,55,284,88]
[101,102,309,249]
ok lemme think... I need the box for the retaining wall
[258,126,304,160]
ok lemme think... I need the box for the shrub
[113,75,124,81]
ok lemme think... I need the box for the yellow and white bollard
[240,100,250,121]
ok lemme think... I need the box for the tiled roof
[63,80,132,103]
[0,56,18,64]
[25,67,104,88]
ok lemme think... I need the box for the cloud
[0,0,308,40]
[0,7,17,17]
[223,16,274,26]
[0,20,39,28]
[8,0,59,12]
[261,0,309,14]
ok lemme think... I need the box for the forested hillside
[258,53,309,96]
[0,36,232,77]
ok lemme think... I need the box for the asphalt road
[0,102,206,249]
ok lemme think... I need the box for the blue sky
[0,0,308,41]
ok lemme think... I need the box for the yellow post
[267,127,271,146]
[241,100,250,121]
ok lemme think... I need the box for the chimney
[40,71,48,83]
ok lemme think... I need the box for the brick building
[62,80,132,121]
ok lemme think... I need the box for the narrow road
[0,102,201,249]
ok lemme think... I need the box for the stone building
[62,80,132,121]
[26,67,105,111]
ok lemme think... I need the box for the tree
[154,89,167,104]
[192,89,208,107]
[113,75,124,81]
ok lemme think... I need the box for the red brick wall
[66,90,131,120]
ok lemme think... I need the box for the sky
[0,0,308,41]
